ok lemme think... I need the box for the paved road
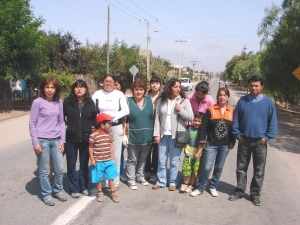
[0,79,299,225]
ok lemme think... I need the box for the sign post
[129,65,139,82]
[292,66,300,81]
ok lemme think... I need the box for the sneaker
[97,191,104,202]
[228,193,244,201]
[210,188,218,197]
[152,184,162,190]
[185,185,193,193]
[137,179,149,186]
[110,193,120,203]
[168,185,176,191]
[71,193,80,198]
[190,189,203,197]
[128,182,137,190]
[55,192,67,202]
[180,184,188,192]
[44,197,55,206]
[81,190,90,196]
[120,175,128,182]
[149,174,157,183]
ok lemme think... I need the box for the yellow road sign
[292,66,300,81]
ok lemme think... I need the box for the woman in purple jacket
[29,77,66,206]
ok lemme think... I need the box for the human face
[195,91,206,102]
[150,81,161,93]
[171,81,181,99]
[217,90,229,106]
[74,85,86,99]
[44,82,56,100]
[193,117,202,129]
[103,76,115,92]
[101,121,111,132]
[115,81,121,91]
[133,87,145,101]
[249,81,263,98]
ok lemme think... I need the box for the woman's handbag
[174,99,190,148]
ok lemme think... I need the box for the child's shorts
[182,156,200,177]
[91,160,118,183]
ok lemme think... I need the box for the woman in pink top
[187,81,215,114]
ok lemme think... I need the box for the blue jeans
[196,141,230,192]
[156,135,182,187]
[36,138,64,199]
[65,141,89,193]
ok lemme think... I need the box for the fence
[0,89,37,109]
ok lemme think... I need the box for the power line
[105,0,140,20]
[115,0,145,20]
[55,0,98,19]
[129,0,157,20]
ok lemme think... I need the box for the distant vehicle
[179,78,193,91]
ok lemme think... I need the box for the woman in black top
[63,80,96,198]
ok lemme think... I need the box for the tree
[0,0,47,109]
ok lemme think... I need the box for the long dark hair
[115,76,127,94]
[160,79,186,101]
[39,77,61,101]
[68,80,90,106]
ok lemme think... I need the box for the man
[229,75,278,206]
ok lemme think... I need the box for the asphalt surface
[0,78,299,225]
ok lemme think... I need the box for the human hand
[91,126,95,133]
[33,145,42,154]
[229,143,234,149]
[238,136,244,143]
[174,103,182,112]
[91,160,96,166]
[193,152,200,160]
[154,136,160,145]
[122,135,128,147]
[59,142,64,153]
[260,138,267,144]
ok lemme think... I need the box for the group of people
[29,74,277,207]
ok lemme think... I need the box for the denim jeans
[65,141,89,193]
[156,135,182,187]
[36,138,64,199]
[126,144,152,184]
[196,141,230,192]
[235,140,267,199]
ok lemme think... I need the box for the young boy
[89,113,120,203]
[180,112,204,193]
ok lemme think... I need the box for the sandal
[97,191,104,202]
[110,193,120,203]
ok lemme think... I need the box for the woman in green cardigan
[124,78,154,190]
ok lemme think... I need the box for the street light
[147,29,158,81]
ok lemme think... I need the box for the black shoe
[252,199,261,206]
[228,194,244,201]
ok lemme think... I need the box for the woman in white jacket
[152,79,194,191]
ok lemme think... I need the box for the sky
[30,0,284,74]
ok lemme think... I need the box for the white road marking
[51,188,97,225]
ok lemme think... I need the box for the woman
[152,79,194,191]
[145,76,162,183]
[92,74,129,191]
[63,80,96,198]
[29,77,66,206]
[125,78,154,190]
[190,87,235,197]
[188,81,215,114]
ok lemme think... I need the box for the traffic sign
[292,66,300,81]
[129,65,139,82]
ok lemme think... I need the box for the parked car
[179,78,193,91]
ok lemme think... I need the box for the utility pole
[190,60,197,81]
[106,5,110,74]
[140,20,157,81]
[176,40,187,77]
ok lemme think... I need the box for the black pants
[235,140,267,200]
[145,143,158,174]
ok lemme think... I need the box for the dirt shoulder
[0,109,30,122]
